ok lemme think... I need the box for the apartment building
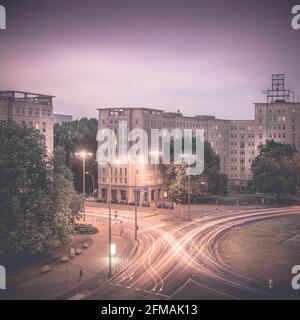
[53,113,73,125]
[97,74,300,199]
[0,91,54,152]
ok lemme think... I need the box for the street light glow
[75,151,93,158]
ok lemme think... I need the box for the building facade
[97,75,300,200]
[53,113,73,124]
[0,91,54,152]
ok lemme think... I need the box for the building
[53,113,73,124]
[97,74,300,200]
[0,90,54,152]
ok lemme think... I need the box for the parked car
[158,203,174,209]
[142,201,150,207]
[129,201,139,206]
[165,204,174,210]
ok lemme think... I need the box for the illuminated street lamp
[149,151,163,210]
[75,151,93,221]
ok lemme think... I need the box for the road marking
[168,278,237,300]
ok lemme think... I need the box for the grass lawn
[218,214,300,296]
[5,234,92,291]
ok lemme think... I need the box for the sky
[0,0,300,120]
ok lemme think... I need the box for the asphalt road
[84,204,300,300]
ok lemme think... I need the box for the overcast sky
[0,0,299,119]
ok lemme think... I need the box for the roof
[0,90,55,98]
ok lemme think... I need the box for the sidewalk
[13,220,135,300]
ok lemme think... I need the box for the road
[84,203,300,300]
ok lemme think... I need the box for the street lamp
[133,156,143,241]
[75,151,93,221]
[106,158,121,278]
[181,153,196,221]
[149,151,162,209]
[107,162,112,278]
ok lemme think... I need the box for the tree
[54,118,98,194]
[251,140,300,199]
[0,121,82,258]
[163,141,228,201]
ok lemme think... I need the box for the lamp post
[188,173,191,221]
[181,153,195,221]
[134,166,138,241]
[106,159,121,278]
[107,162,112,278]
[132,156,143,241]
[149,151,162,209]
[75,151,93,221]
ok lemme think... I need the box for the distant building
[0,90,54,152]
[97,74,300,199]
[53,113,73,124]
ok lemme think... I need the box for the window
[42,123,46,133]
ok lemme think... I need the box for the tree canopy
[0,121,82,258]
[163,141,228,201]
[54,117,98,194]
[251,140,300,199]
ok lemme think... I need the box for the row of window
[231,158,252,164]
[230,166,246,172]
[230,126,254,131]
[15,106,52,117]
[102,177,128,184]
[101,167,128,176]
[231,150,255,155]
[258,108,296,114]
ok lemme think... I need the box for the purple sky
[0,0,299,120]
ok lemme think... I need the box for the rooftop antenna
[265,74,294,103]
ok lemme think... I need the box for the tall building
[97,74,300,200]
[0,91,54,152]
[53,113,73,124]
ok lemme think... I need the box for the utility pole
[75,151,93,222]
[155,162,158,209]
[188,173,191,221]
[108,163,112,278]
[83,155,86,221]
[134,166,138,241]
